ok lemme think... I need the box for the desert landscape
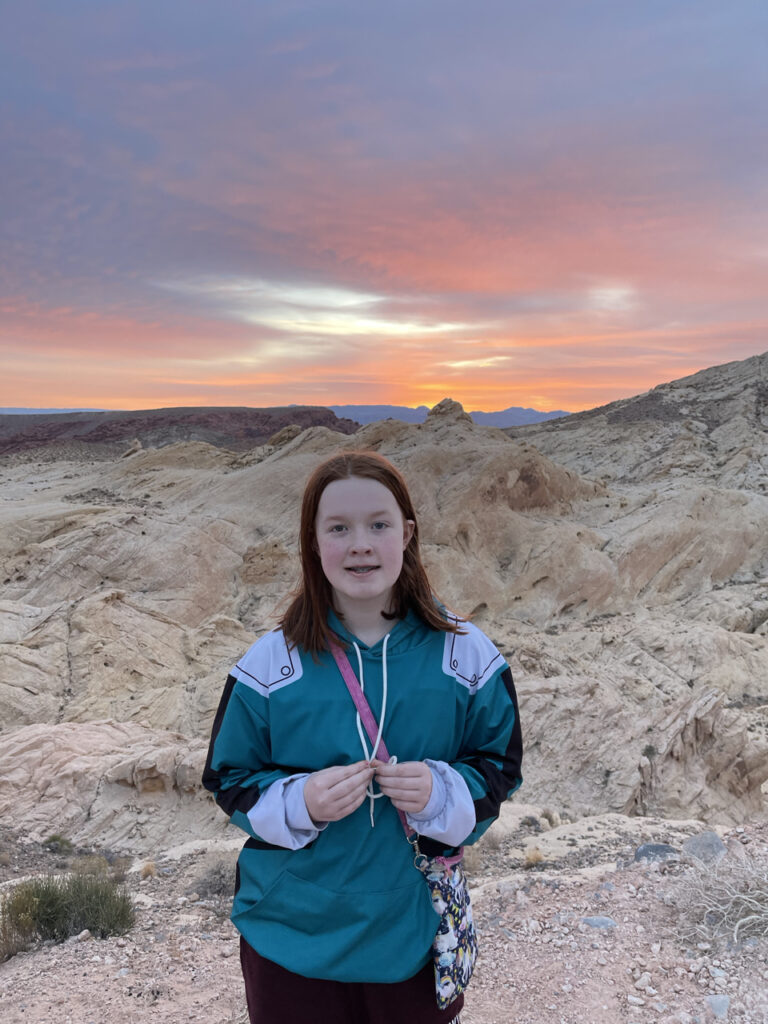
[1,352,767,1023]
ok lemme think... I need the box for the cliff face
[1,356,767,853]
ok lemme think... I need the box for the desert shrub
[0,873,134,960]
[675,850,768,949]
[193,859,235,901]
[460,843,483,874]
[43,834,73,854]
[71,855,110,876]
[139,861,157,880]
[108,855,133,883]
[524,846,544,869]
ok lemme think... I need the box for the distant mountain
[329,404,569,427]
[0,406,359,456]
[0,408,104,414]
[328,405,430,424]
[470,406,569,427]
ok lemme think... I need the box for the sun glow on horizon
[3,4,768,418]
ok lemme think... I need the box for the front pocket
[245,869,440,983]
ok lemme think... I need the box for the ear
[402,519,415,549]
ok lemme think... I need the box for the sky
[2,1,767,413]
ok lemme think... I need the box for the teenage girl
[203,451,523,1024]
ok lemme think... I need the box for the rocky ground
[2,359,768,1022]
[1,812,766,1024]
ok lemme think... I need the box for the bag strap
[328,637,412,839]
[328,638,390,760]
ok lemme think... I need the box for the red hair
[280,451,462,653]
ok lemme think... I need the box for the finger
[327,787,370,819]
[376,779,427,796]
[317,766,371,800]
[374,762,426,779]
[326,761,374,782]
[326,772,375,807]
[389,799,425,812]
[327,766,374,796]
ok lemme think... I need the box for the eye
[329,524,347,533]
[371,521,388,531]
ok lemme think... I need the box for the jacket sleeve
[405,758,476,847]
[413,619,523,853]
[448,662,523,845]
[202,672,325,849]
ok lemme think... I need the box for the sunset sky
[2,1,767,413]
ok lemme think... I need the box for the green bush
[42,834,74,854]
[0,872,134,960]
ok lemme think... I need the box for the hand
[372,760,432,815]
[303,761,375,824]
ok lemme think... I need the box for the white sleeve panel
[405,759,476,848]
[245,773,328,850]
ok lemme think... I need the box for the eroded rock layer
[1,356,767,852]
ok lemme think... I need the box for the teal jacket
[202,610,522,982]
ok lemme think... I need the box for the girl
[203,451,522,1024]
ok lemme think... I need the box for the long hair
[280,451,462,653]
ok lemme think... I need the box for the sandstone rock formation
[0,721,213,855]
[1,354,767,853]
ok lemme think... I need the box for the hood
[327,607,436,660]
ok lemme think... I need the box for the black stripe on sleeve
[466,666,523,824]
[416,668,523,858]
[201,673,262,815]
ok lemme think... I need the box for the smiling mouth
[346,566,379,574]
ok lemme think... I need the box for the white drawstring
[352,634,395,827]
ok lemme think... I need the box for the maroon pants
[240,937,464,1024]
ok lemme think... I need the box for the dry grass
[193,859,236,901]
[71,855,110,876]
[675,850,768,950]
[524,846,544,869]
[109,855,133,883]
[462,828,503,874]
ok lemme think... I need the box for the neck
[333,595,394,647]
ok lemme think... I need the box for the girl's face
[314,475,415,618]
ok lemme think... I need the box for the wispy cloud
[1,1,767,411]
[156,276,484,339]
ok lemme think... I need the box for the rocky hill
[0,359,767,858]
[0,405,359,459]
[506,351,768,490]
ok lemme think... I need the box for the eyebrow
[321,510,392,522]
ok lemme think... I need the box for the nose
[349,526,372,552]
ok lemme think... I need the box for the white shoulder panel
[441,617,504,693]
[232,629,304,698]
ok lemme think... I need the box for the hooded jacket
[202,609,522,983]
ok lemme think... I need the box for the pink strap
[328,637,465,866]
[328,638,411,837]
[329,640,391,760]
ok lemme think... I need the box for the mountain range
[327,404,569,426]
